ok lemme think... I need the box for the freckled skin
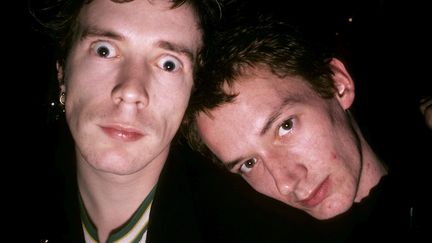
[331,153,338,160]
[197,63,387,219]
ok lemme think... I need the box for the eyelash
[157,55,182,72]
[239,158,257,174]
[91,41,118,59]
[278,118,294,137]
[236,118,295,175]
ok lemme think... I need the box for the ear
[56,61,64,84]
[56,61,66,93]
[330,58,355,110]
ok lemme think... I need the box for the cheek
[328,149,362,200]
[329,171,358,210]
[328,148,360,176]
[160,94,191,130]
[245,169,277,196]
[164,83,191,109]
[64,70,107,107]
[65,98,93,134]
[155,79,191,105]
[331,135,362,177]
[248,179,273,198]
[330,152,338,160]
[169,98,190,123]
[65,89,96,116]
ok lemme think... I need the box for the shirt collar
[80,185,157,243]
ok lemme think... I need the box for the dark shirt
[239,167,431,243]
[345,170,429,242]
[303,170,430,242]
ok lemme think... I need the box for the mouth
[100,125,144,142]
[298,176,330,208]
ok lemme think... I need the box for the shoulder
[26,168,84,243]
[148,144,307,243]
[349,172,431,242]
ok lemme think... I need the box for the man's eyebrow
[80,26,125,41]
[157,41,194,63]
[259,97,300,136]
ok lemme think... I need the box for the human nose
[265,157,307,197]
[112,63,150,109]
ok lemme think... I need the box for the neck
[76,156,164,242]
[351,119,387,203]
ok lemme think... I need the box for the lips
[298,176,330,208]
[100,125,144,142]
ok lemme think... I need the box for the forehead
[78,0,202,50]
[81,0,198,22]
[225,67,314,107]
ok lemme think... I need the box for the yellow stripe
[114,201,153,243]
[82,222,98,243]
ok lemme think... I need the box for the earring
[59,92,66,106]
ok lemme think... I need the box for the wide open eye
[157,56,181,72]
[91,41,117,58]
[278,119,294,137]
[240,158,257,174]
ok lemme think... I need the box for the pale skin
[57,0,202,241]
[196,59,387,220]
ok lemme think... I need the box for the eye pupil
[240,158,256,174]
[245,159,255,168]
[97,46,110,57]
[282,120,293,130]
[163,61,176,71]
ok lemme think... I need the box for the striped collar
[80,185,157,243]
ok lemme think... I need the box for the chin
[309,198,352,220]
[92,153,138,174]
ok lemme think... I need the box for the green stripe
[79,193,99,242]
[131,214,150,243]
[108,185,157,242]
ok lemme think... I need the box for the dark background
[21,0,432,164]
[11,0,431,238]
[17,0,432,195]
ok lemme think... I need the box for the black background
[17,0,432,202]
[9,1,432,239]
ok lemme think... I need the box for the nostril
[272,168,305,197]
[136,102,145,109]
[112,81,149,107]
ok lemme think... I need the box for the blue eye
[157,56,181,72]
[240,158,256,174]
[278,119,293,137]
[91,41,117,58]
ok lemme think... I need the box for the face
[196,67,363,219]
[59,0,201,176]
